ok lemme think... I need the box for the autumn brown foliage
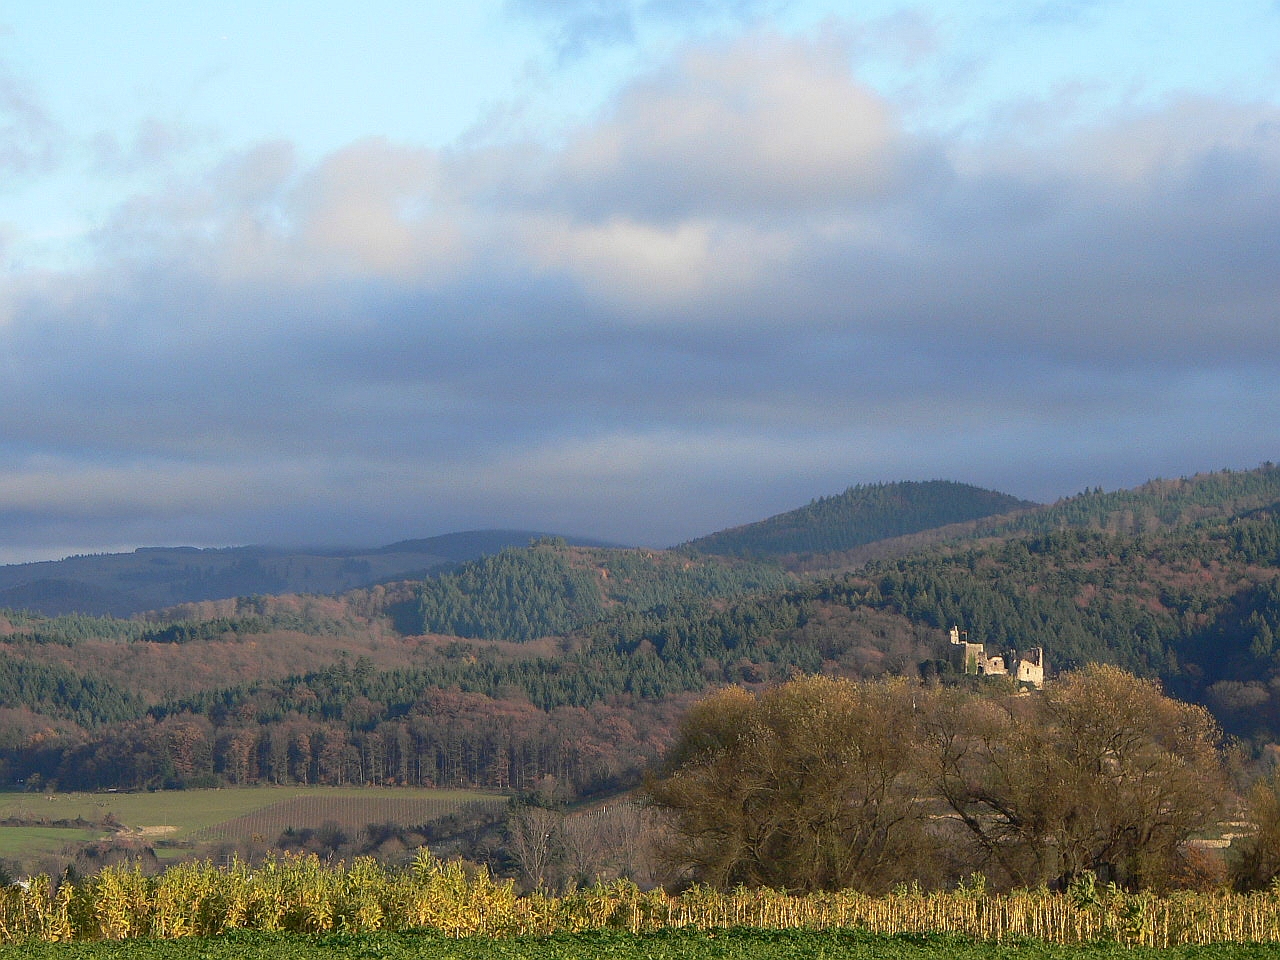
[647,669,1225,893]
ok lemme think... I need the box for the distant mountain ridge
[682,480,1037,558]
[7,467,1279,619]
[0,530,609,617]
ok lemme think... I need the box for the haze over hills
[0,480,1030,618]
[2,464,1280,797]
[1,469,1276,622]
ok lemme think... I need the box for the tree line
[11,689,686,796]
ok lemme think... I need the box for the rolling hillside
[2,464,1280,797]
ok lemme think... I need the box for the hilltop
[681,480,1035,559]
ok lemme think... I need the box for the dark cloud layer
[2,33,1279,557]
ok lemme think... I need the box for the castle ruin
[948,626,1045,688]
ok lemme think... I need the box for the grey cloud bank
[1,33,1278,560]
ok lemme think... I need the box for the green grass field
[190,789,505,841]
[0,826,101,861]
[0,786,502,865]
[0,929,1274,960]
[0,786,500,837]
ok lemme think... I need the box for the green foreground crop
[1,928,1278,960]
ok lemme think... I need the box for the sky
[1,1,1279,560]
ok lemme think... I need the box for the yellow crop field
[2,852,1280,946]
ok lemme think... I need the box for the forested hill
[409,538,794,641]
[987,464,1280,537]
[681,480,1035,558]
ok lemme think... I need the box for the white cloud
[555,32,915,217]
[287,138,467,279]
[84,136,475,285]
[518,213,797,310]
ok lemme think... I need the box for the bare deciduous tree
[925,665,1225,890]
[557,809,605,887]
[506,804,562,890]
[1229,768,1280,891]
[647,667,1225,894]
[644,676,934,892]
